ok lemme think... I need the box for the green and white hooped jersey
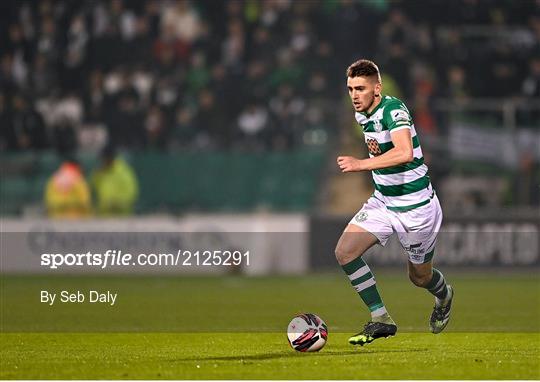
[355,95,433,212]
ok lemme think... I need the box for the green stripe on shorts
[423,249,435,263]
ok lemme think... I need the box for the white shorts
[349,193,443,264]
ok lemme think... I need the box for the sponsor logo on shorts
[410,254,423,261]
[404,243,422,255]
[355,211,368,223]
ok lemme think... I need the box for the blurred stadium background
[1,0,538,214]
[1,0,539,379]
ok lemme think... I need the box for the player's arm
[337,129,413,172]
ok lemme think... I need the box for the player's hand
[337,156,363,172]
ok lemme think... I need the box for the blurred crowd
[1,0,539,154]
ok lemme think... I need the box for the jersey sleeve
[383,101,413,132]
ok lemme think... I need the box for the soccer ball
[287,313,328,352]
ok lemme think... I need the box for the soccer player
[335,59,453,346]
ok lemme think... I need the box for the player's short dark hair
[346,59,381,83]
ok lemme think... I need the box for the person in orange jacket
[44,157,91,219]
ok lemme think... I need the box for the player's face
[347,76,381,113]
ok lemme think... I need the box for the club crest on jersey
[372,119,383,132]
[366,138,382,156]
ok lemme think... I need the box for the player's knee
[334,242,363,265]
[334,243,349,265]
[408,271,431,288]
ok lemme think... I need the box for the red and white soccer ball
[287,313,328,352]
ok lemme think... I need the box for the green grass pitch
[1,271,539,379]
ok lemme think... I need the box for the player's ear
[374,82,382,97]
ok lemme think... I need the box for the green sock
[342,256,390,320]
[425,268,449,305]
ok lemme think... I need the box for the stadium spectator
[7,94,48,150]
[445,65,470,101]
[221,18,246,72]
[377,9,415,98]
[170,105,196,148]
[30,53,57,99]
[144,104,167,148]
[160,0,201,45]
[236,102,270,150]
[90,145,138,216]
[192,88,226,148]
[522,57,540,98]
[106,81,145,149]
[269,83,306,149]
[44,157,91,219]
[519,57,540,125]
